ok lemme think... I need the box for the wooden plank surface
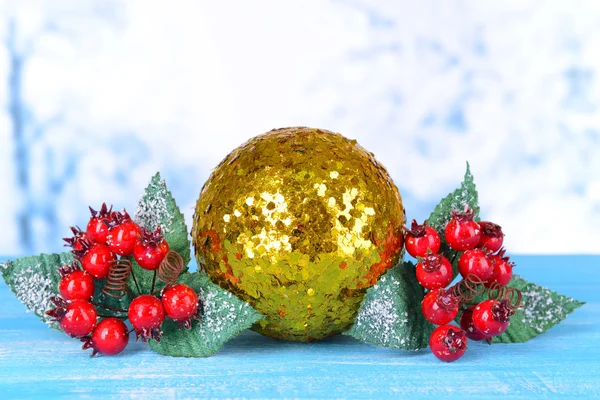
[0,255,598,399]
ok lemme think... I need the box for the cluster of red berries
[46,204,201,357]
[405,207,518,362]
[64,203,171,278]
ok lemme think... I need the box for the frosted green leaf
[132,172,191,293]
[456,275,585,343]
[1,252,73,328]
[427,162,479,277]
[149,272,264,357]
[343,261,434,351]
[428,162,480,231]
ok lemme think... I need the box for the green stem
[130,266,142,295]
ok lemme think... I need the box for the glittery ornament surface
[192,127,405,342]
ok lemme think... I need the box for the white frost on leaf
[134,176,173,233]
[197,286,254,337]
[520,287,574,334]
[11,266,55,324]
[352,274,409,346]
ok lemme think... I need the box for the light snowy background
[1,0,599,256]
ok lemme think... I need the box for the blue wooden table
[0,255,598,399]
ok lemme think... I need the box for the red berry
[133,227,170,270]
[429,325,468,362]
[107,213,141,256]
[485,249,514,288]
[444,208,481,251]
[472,299,514,337]
[128,295,165,343]
[79,243,116,279]
[416,253,453,290]
[87,318,129,356]
[459,306,488,341]
[477,221,504,252]
[421,288,460,325]
[86,203,113,244]
[405,220,441,258]
[162,284,199,328]
[59,270,95,301]
[46,298,97,337]
[458,249,493,282]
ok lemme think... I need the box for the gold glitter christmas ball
[192,127,405,342]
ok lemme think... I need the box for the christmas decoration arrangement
[0,127,584,361]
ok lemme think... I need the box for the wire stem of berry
[90,301,128,314]
[130,266,142,295]
[151,270,157,294]
[450,250,459,266]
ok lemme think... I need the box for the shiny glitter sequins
[192,127,405,342]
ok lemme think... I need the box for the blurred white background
[1,0,599,256]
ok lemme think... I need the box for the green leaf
[1,252,74,328]
[91,281,133,318]
[343,261,434,351]
[427,162,480,231]
[149,273,264,357]
[131,172,192,294]
[456,275,585,343]
[427,162,479,277]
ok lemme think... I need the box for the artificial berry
[63,226,88,252]
[477,221,504,253]
[162,284,199,329]
[128,295,165,343]
[429,325,468,362]
[46,297,97,337]
[59,270,95,301]
[458,249,493,282]
[444,207,481,251]
[416,253,453,290]
[133,227,170,270]
[421,288,460,325]
[485,249,514,288]
[405,220,441,258]
[83,318,129,356]
[459,306,489,341]
[86,203,113,244]
[77,242,116,280]
[472,299,514,337]
[106,211,141,256]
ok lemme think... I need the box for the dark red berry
[444,207,481,251]
[472,299,514,337]
[421,288,460,325]
[83,318,129,356]
[485,249,514,288]
[78,242,116,279]
[405,220,441,258]
[63,226,88,252]
[46,297,97,337]
[128,295,165,343]
[458,249,493,282]
[107,212,141,256]
[477,221,504,252]
[133,227,170,270]
[86,203,113,244]
[59,270,95,301]
[416,253,453,290]
[429,325,468,362]
[162,284,199,329]
[459,306,488,341]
